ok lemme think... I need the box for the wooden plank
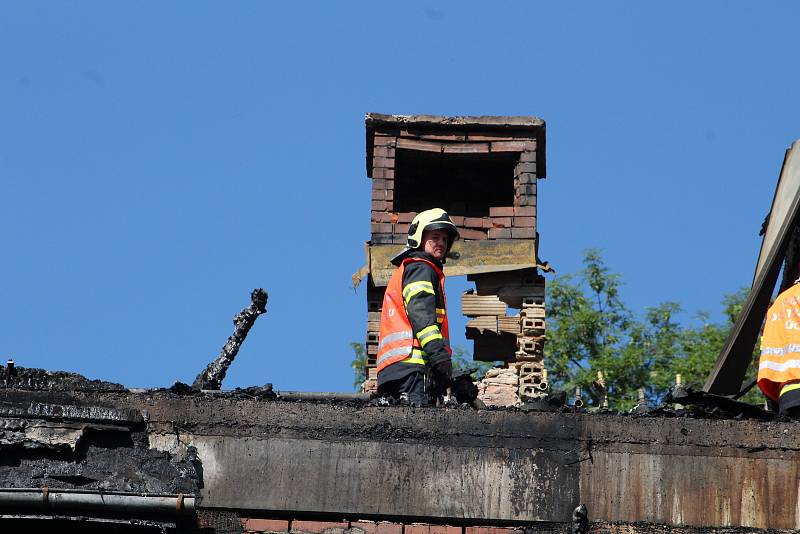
[462,293,508,317]
[367,239,538,287]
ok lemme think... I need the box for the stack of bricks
[370,133,402,244]
[465,269,548,406]
[362,283,385,393]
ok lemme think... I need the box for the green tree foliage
[546,250,759,409]
[350,342,366,390]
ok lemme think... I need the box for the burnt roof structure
[0,365,796,533]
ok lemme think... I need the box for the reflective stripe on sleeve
[417,324,443,347]
[403,281,435,304]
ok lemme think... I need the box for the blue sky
[2,2,799,391]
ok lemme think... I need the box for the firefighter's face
[422,229,448,261]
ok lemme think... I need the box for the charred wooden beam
[192,288,268,391]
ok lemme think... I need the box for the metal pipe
[0,488,195,516]
[574,386,583,407]
[277,391,372,402]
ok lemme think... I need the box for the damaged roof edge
[365,112,546,130]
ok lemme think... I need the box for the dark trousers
[378,369,429,406]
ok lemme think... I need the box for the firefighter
[758,281,800,416]
[376,208,459,406]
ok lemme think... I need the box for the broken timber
[192,288,268,391]
[705,141,800,395]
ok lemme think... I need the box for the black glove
[431,358,452,388]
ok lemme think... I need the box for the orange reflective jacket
[758,283,800,401]
[376,257,451,374]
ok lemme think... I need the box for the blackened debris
[0,428,201,495]
[192,288,268,391]
[0,366,125,392]
[662,385,773,420]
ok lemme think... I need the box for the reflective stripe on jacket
[758,283,800,401]
[376,257,450,374]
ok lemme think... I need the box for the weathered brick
[396,212,417,223]
[464,217,485,229]
[488,227,511,239]
[371,233,394,244]
[402,130,467,141]
[515,184,536,196]
[372,167,395,179]
[350,521,377,534]
[449,215,464,225]
[405,525,461,534]
[372,200,387,211]
[385,190,394,201]
[373,146,396,158]
[373,135,396,147]
[465,527,521,534]
[519,150,536,162]
[489,206,514,217]
[517,173,536,184]
[442,142,489,153]
[291,520,349,534]
[370,522,403,534]
[394,223,410,235]
[514,195,536,207]
[241,518,290,532]
[490,217,511,228]
[373,157,395,169]
[514,206,536,217]
[371,179,389,191]
[372,189,386,201]
[512,216,535,227]
[396,138,443,152]
[372,223,392,234]
[372,211,392,223]
[511,227,536,239]
[458,228,488,240]
[515,162,536,175]
[490,141,527,152]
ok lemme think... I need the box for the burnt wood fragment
[192,288,268,391]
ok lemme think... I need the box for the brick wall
[240,516,526,534]
[368,129,538,245]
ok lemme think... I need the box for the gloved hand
[431,358,452,389]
